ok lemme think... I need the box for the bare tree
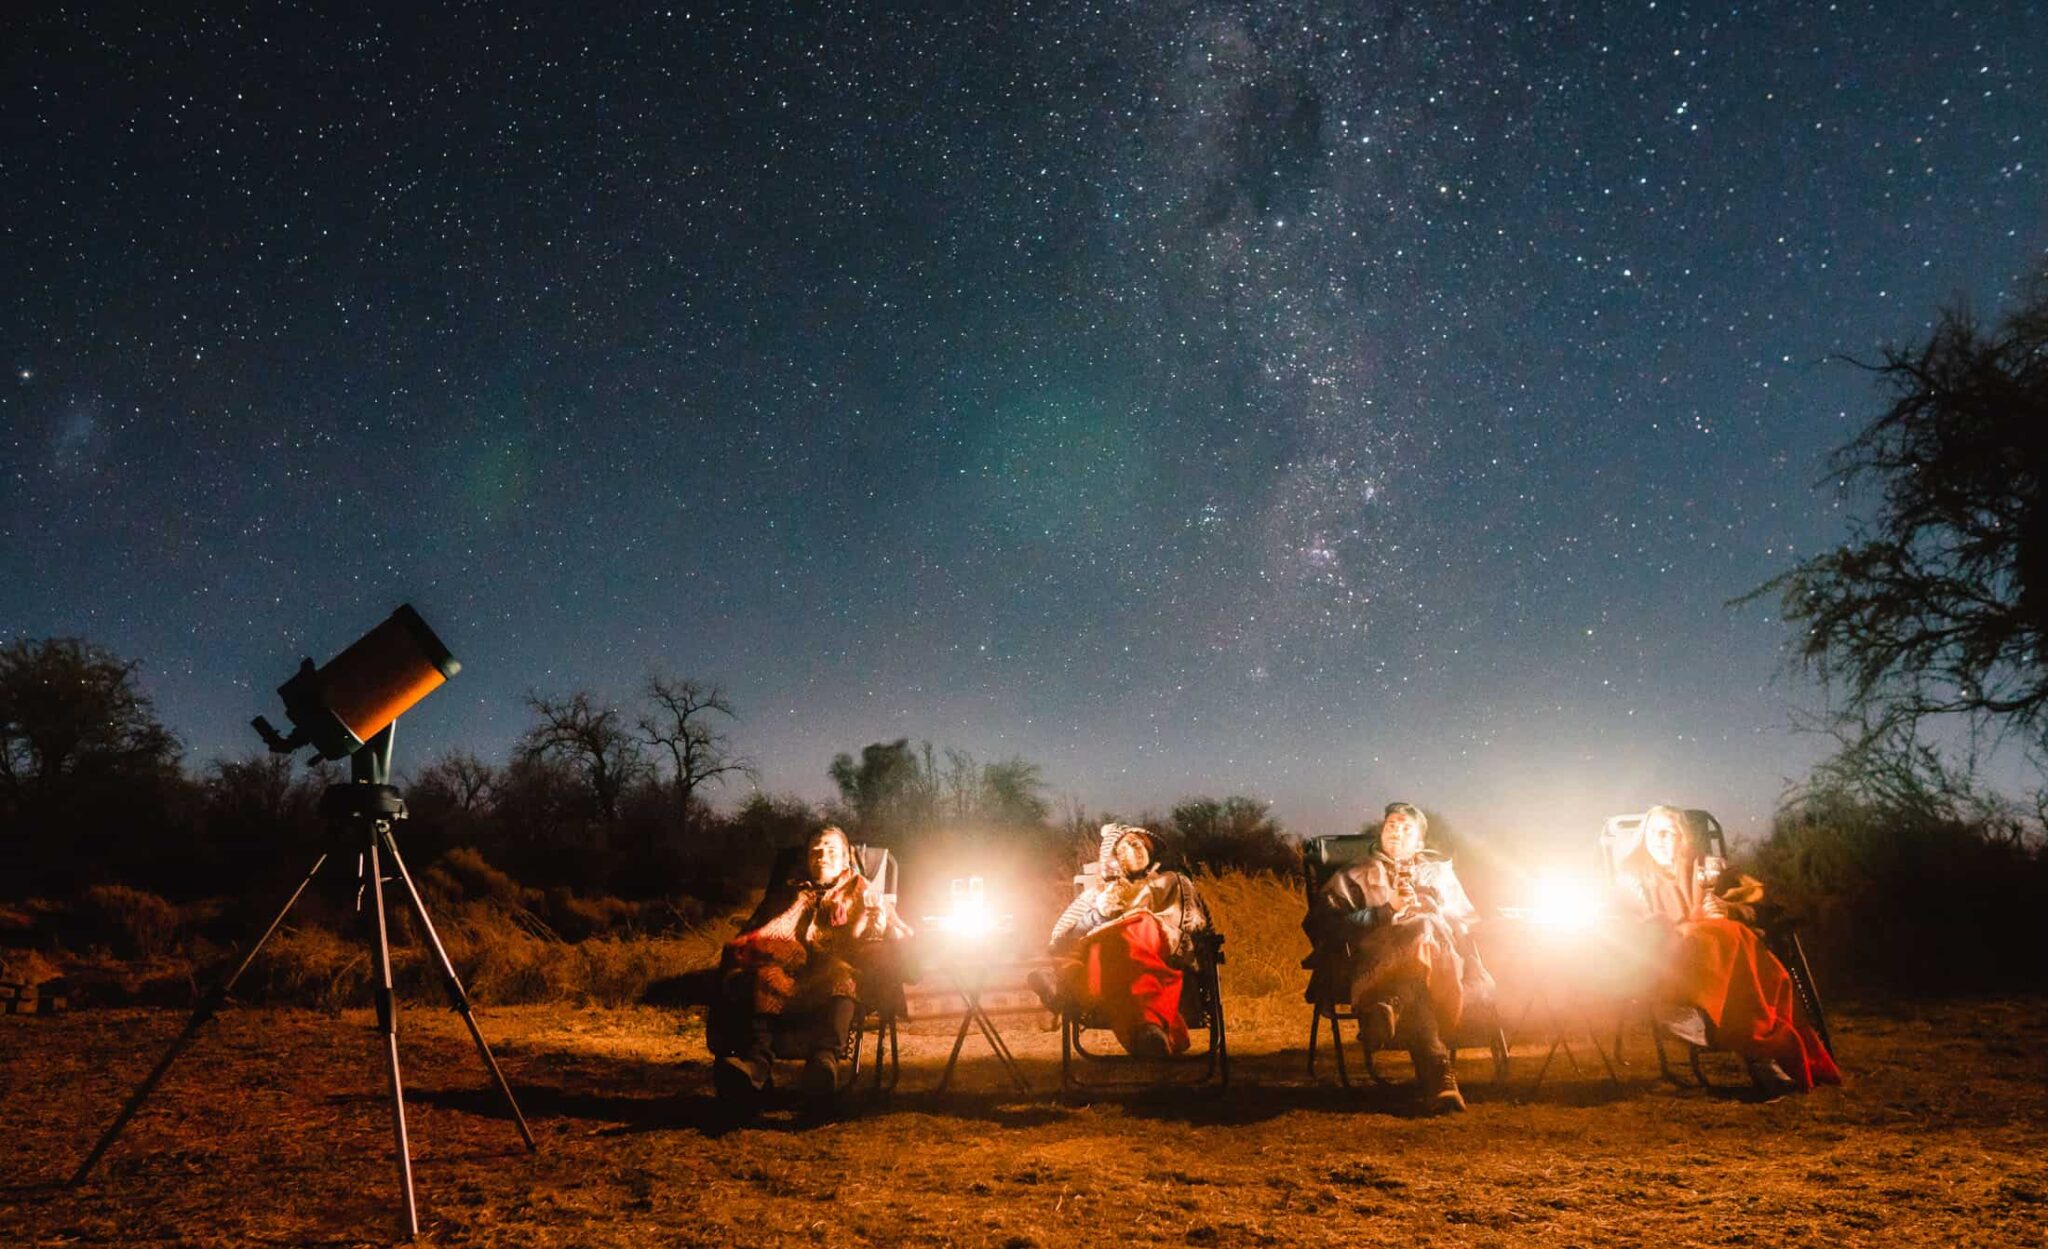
[516,691,648,824]
[938,748,982,822]
[411,750,499,815]
[636,675,756,830]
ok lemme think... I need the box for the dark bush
[1753,747,2048,994]
[77,883,183,959]
[1169,796,1301,876]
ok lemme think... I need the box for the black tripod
[69,722,537,1240]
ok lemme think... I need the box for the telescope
[252,603,461,762]
[71,603,533,1241]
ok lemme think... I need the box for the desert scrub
[41,869,1322,1014]
[77,884,184,960]
[240,923,371,1010]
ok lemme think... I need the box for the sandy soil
[3,995,2045,1247]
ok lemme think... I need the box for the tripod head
[323,776,407,825]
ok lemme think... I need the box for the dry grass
[7,870,2043,1246]
[213,868,1312,1016]
[22,885,742,1014]
[16,871,1310,1016]
[227,909,736,1011]
[6,999,2046,1247]
[1187,870,1312,1033]
[4,937,2045,1247]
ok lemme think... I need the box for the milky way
[3,3,2042,844]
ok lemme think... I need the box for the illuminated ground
[4,998,2044,1247]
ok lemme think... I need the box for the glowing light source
[1515,868,1610,932]
[927,876,1007,943]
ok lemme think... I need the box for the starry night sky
[4,3,2043,845]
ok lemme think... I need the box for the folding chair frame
[1058,928,1229,1093]
[843,996,901,1096]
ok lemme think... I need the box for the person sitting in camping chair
[1306,801,1491,1113]
[708,825,912,1104]
[1033,824,1210,1059]
[1615,805,1839,1093]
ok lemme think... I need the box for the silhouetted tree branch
[637,675,756,831]
[517,691,648,824]
[1742,272,2048,758]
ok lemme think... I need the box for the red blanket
[1673,918,1841,1090]
[1064,911,1191,1056]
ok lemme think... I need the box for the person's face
[1111,832,1152,876]
[807,831,851,885]
[1380,813,1423,861]
[1643,816,1680,869]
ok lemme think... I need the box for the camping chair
[1302,833,1511,1088]
[1057,857,1229,1092]
[750,842,906,1096]
[1599,810,1832,1090]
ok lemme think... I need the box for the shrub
[539,887,634,941]
[1169,797,1302,877]
[422,845,539,910]
[242,923,371,1010]
[77,884,182,959]
[1755,767,2048,993]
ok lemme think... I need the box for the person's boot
[801,1050,847,1098]
[1026,969,1063,1012]
[715,1013,776,1103]
[714,1052,771,1103]
[1418,1053,1466,1114]
[1746,1058,1797,1099]
[1127,1024,1172,1060]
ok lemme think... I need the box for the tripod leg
[367,839,420,1240]
[69,853,329,1188]
[379,830,536,1151]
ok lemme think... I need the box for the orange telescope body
[276,605,460,760]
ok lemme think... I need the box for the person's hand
[1086,910,1147,939]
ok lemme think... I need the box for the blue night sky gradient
[4,3,2044,846]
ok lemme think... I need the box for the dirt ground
[3,995,2045,1248]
